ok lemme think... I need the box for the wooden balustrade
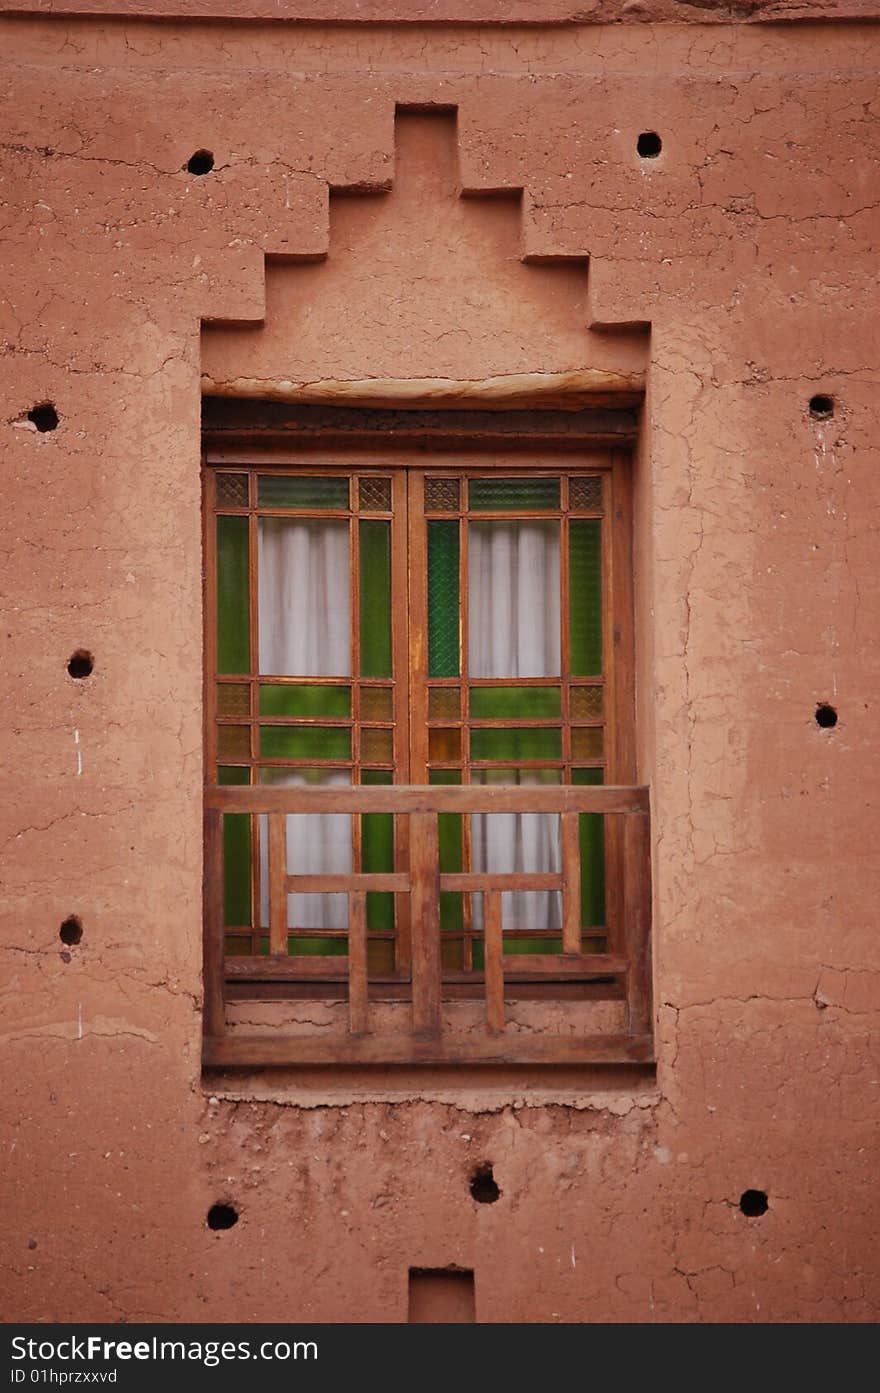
[202,784,654,1069]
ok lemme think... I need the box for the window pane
[359,519,392,678]
[260,726,351,759]
[357,477,391,511]
[219,766,251,929]
[360,686,393,720]
[470,686,561,719]
[217,683,250,716]
[568,476,603,511]
[468,477,560,511]
[360,727,393,763]
[217,724,250,759]
[471,768,561,932]
[216,473,248,508]
[571,685,603,718]
[428,687,461,719]
[258,518,350,676]
[258,768,351,932]
[428,728,462,762]
[362,769,394,932]
[258,476,349,509]
[259,684,350,718]
[425,477,461,512]
[430,769,464,932]
[428,520,460,677]
[216,515,250,674]
[470,727,561,761]
[468,521,560,678]
[571,727,604,760]
[569,519,602,676]
[573,767,605,930]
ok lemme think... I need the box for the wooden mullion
[391,468,411,972]
[561,810,581,954]
[348,890,369,1035]
[484,890,504,1034]
[268,812,288,955]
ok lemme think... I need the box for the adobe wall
[1,5,878,1322]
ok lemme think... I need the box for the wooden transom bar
[203,783,653,1069]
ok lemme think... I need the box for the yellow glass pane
[428,687,461,719]
[429,728,462,762]
[217,683,250,716]
[360,687,393,720]
[572,727,604,760]
[570,686,604,719]
[218,724,250,759]
[361,727,393,762]
[569,476,603,511]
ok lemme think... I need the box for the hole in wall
[27,403,59,432]
[739,1189,768,1217]
[815,703,838,729]
[67,650,94,679]
[408,1268,475,1323]
[469,1162,501,1204]
[186,150,215,176]
[207,1203,238,1231]
[59,916,83,946]
[809,394,834,420]
[637,132,662,159]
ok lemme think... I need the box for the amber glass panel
[361,727,394,763]
[470,727,561,761]
[357,477,392,511]
[569,476,603,511]
[216,473,248,508]
[428,687,461,719]
[425,477,461,512]
[217,724,250,759]
[468,477,560,511]
[428,728,462,762]
[217,683,250,716]
[470,686,561,719]
[258,476,349,509]
[260,726,350,759]
[571,727,604,760]
[569,519,602,676]
[360,687,393,720]
[571,685,604,719]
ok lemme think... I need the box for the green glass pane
[430,769,464,930]
[470,727,562,761]
[428,520,460,678]
[216,515,250,674]
[257,476,349,509]
[569,519,602,676]
[470,686,561,719]
[219,767,251,930]
[260,726,351,759]
[259,684,351,718]
[362,770,394,931]
[287,935,347,956]
[359,519,392,678]
[468,477,560,511]
[573,768,605,930]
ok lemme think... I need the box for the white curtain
[258,518,350,677]
[258,518,351,931]
[469,521,562,931]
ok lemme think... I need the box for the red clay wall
[1,4,878,1322]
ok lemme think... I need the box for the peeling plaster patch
[73,728,82,777]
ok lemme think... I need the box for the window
[202,439,651,1069]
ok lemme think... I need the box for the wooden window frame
[203,433,636,1002]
